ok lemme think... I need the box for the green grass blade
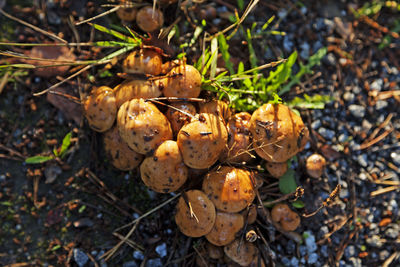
[210,37,218,79]
[25,155,54,164]
[218,34,234,75]
[90,23,139,44]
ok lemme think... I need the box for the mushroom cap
[271,203,300,231]
[175,190,216,237]
[162,64,202,98]
[206,242,224,260]
[202,166,256,213]
[116,6,137,22]
[220,112,254,164]
[177,113,228,169]
[122,49,163,76]
[113,79,162,108]
[205,211,244,246]
[117,99,172,154]
[224,239,258,266]
[136,6,164,32]
[140,140,188,193]
[83,86,116,132]
[165,102,197,136]
[199,100,231,123]
[250,103,309,163]
[306,153,326,178]
[240,205,257,225]
[265,161,288,178]
[103,126,144,171]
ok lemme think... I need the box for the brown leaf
[320,144,341,161]
[46,87,82,124]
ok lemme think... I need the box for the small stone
[313,41,323,53]
[311,120,322,130]
[321,245,329,258]
[323,53,336,66]
[379,250,390,261]
[155,243,167,258]
[145,258,162,267]
[299,245,307,257]
[348,104,366,118]
[308,253,318,264]
[73,248,89,267]
[357,154,368,167]
[283,35,294,52]
[375,100,388,110]
[290,257,299,266]
[304,232,317,253]
[391,152,400,166]
[286,240,296,254]
[344,245,356,259]
[281,257,290,266]
[318,127,335,140]
[300,42,310,59]
[278,8,288,18]
[370,79,383,91]
[343,92,355,102]
[133,251,144,261]
[44,165,62,184]
[385,227,399,239]
[366,235,383,248]
[348,257,362,267]
[123,261,138,267]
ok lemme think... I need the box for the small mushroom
[306,153,326,178]
[250,103,309,163]
[165,102,197,136]
[220,112,254,164]
[140,140,188,193]
[224,239,258,266]
[116,0,137,22]
[240,205,257,225]
[161,64,202,98]
[175,190,216,237]
[103,126,144,171]
[122,49,163,76]
[117,99,172,154]
[205,211,244,246]
[177,113,227,169]
[136,6,164,32]
[202,166,256,213]
[271,203,300,231]
[83,86,116,132]
[113,79,162,108]
[199,100,231,123]
[265,161,288,178]
[207,242,224,260]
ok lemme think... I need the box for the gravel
[73,249,88,267]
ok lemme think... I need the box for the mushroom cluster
[82,47,309,266]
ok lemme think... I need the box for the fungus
[265,161,288,178]
[306,153,326,178]
[136,6,164,32]
[224,239,258,266]
[122,49,163,76]
[271,203,300,231]
[202,166,256,213]
[165,102,196,136]
[175,190,216,237]
[205,211,244,246]
[113,79,162,108]
[161,64,202,98]
[199,100,231,123]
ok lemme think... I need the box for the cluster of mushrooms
[83,47,310,266]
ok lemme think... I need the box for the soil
[1,0,399,266]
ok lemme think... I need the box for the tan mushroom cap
[165,102,196,136]
[199,100,231,123]
[205,211,244,246]
[162,64,202,98]
[103,126,144,171]
[140,140,188,193]
[136,6,164,32]
[240,205,257,225]
[117,99,172,154]
[177,113,228,169]
[224,239,258,266]
[271,203,300,231]
[250,103,309,163]
[220,112,254,164]
[175,190,216,238]
[113,79,162,108]
[206,242,224,260]
[83,86,116,132]
[202,166,256,213]
[306,153,326,178]
[265,161,288,178]
[122,49,163,76]
[116,4,137,22]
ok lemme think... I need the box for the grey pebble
[318,127,335,140]
[155,243,167,258]
[375,100,388,110]
[308,253,318,264]
[145,258,162,267]
[73,248,89,267]
[123,261,138,267]
[344,245,356,259]
[281,256,290,266]
[299,245,307,257]
[370,79,383,91]
[283,35,294,52]
[391,152,400,166]
[300,42,310,59]
[321,245,329,258]
[379,250,390,261]
[366,235,384,248]
[291,257,299,266]
[348,104,366,118]
[323,53,336,66]
[343,92,355,102]
[357,154,368,167]
[311,120,322,130]
[305,231,317,253]
[348,257,362,267]
[133,250,144,260]
[385,225,399,239]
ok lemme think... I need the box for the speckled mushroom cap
[265,161,288,178]
[165,102,196,136]
[205,211,244,246]
[162,64,202,98]
[199,100,231,123]
[114,79,162,108]
[202,166,256,213]
[271,203,301,231]
[224,239,258,266]
[177,113,228,169]
[83,86,116,132]
[306,153,326,178]
[136,6,164,32]
[117,99,172,154]
[175,190,216,237]
[206,242,224,260]
[220,112,254,164]
[240,205,257,225]
[122,49,163,76]
[140,140,188,193]
[249,103,309,163]
[103,126,144,171]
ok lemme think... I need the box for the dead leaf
[46,87,82,124]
